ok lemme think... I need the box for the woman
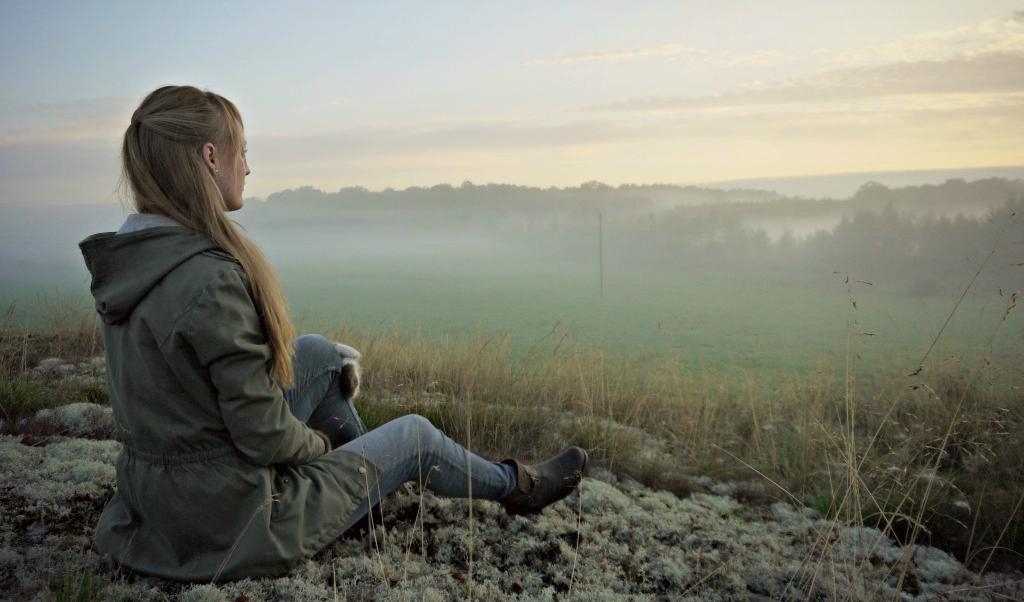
[78,85,587,582]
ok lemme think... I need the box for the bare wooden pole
[598,211,605,299]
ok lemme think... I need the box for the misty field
[273,259,1022,390]
[3,178,1022,388]
[7,258,1021,388]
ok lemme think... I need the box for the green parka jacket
[78,225,380,582]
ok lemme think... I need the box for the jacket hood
[79,226,223,324]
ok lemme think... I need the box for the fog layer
[2,177,1021,381]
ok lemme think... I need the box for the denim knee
[293,333,342,373]
[397,414,442,454]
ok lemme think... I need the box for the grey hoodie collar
[79,226,223,325]
[116,212,187,235]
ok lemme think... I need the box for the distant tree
[853,181,889,199]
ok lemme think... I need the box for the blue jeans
[279,334,518,532]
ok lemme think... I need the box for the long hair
[121,85,297,387]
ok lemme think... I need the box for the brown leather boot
[499,446,588,515]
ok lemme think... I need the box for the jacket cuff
[313,429,332,455]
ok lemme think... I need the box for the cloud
[5,95,1022,203]
[585,51,1024,113]
[524,12,1023,72]
[813,14,1024,67]
[247,92,1024,174]
[527,44,793,68]
[241,97,1024,195]
[252,119,650,164]
[4,15,1023,204]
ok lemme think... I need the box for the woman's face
[216,134,250,211]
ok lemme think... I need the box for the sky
[1,0,1023,204]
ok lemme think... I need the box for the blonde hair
[121,85,297,386]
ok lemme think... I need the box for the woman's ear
[201,142,218,174]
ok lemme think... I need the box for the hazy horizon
[2,165,1022,207]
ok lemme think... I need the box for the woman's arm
[185,266,327,466]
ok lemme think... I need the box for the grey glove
[332,342,361,400]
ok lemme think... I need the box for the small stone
[35,358,64,372]
[801,506,823,520]
[26,523,48,542]
[913,545,962,584]
[587,466,617,484]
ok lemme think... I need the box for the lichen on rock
[1,404,1022,601]
[32,403,114,439]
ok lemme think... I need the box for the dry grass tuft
[3,290,1022,584]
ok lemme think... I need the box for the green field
[4,252,1021,388]
[270,254,1023,387]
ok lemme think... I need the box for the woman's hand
[333,342,361,400]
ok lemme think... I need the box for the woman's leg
[280,334,584,527]
[278,334,367,446]
[334,414,518,534]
